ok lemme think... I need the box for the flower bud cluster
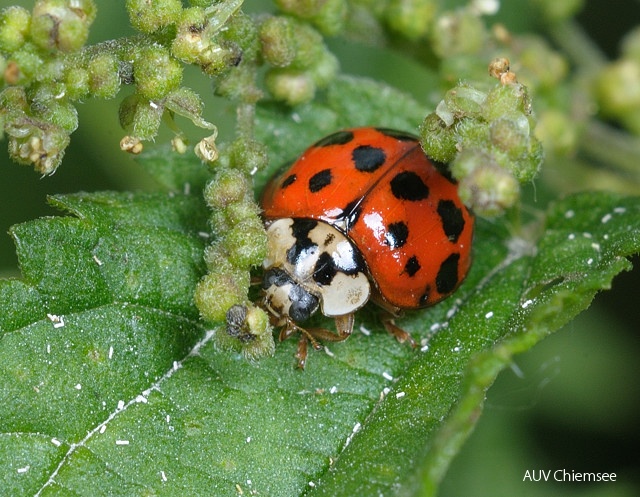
[596,26,640,135]
[420,59,543,217]
[194,135,273,360]
[260,15,339,105]
[1,1,97,174]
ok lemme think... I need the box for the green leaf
[134,146,212,192]
[2,77,639,495]
[1,183,638,496]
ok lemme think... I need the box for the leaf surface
[1,77,639,496]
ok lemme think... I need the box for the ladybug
[260,127,474,366]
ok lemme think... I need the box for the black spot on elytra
[385,221,409,249]
[436,253,460,294]
[314,130,354,147]
[287,219,318,266]
[404,255,421,277]
[352,145,386,172]
[419,287,431,306]
[313,251,338,286]
[308,169,332,193]
[437,200,465,243]
[375,128,417,141]
[281,173,297,189]
[390,171,430,201]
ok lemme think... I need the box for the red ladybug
[260,127,474,365]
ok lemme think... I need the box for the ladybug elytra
[259,127,474,366]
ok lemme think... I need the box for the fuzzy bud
[126,0,182,33]
[0,6,31,53]
[30,0,96,53]
[265,68,316,105]
[134,45,183,100]
[87,53,120,98]
[260,16,296,67]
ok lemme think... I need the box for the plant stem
[547,19,607,75]
[581,120,640,182]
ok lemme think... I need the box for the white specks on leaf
[46,314,65,328]
[34,329,217,496]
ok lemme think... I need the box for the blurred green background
[1,1,639,495]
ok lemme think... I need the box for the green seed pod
[126,0,182,33]
[6,118,70,175]
[516,36,568,91]
[171,7,209,64]
[224,199,261,225]
[228,138,269,175]
[134,45,183,100]
[534,109,579,157]
[596,59,640,118]
[32,94,79,133]
[490,117,529,159]
[260,16,296,68]
[65,66,90,100]
[132,97,164,140]
[204,169,250,209]
[455,152,520,217]
[289,20,324,68]
[276,0,347,36]
[444,83,487,118]
[386,0,437,40]
[215,64,263,103]
[0,6,31,53]
[419,112,458,164]
[483,83,533,123]
[431,8,487,57]
[195,269,251,323]
[509,137,544,183]
[225,217,268,268]
[265,67,316,105]
[30,0,97,53]
[4,42,44,84]
[222,12,259,61]
[308,49,339,88]
[87,52,120,98]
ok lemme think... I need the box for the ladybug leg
[295,335,309,369]
[278,314,355,368]
[371,291,417,348]
[381,314,418,348]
